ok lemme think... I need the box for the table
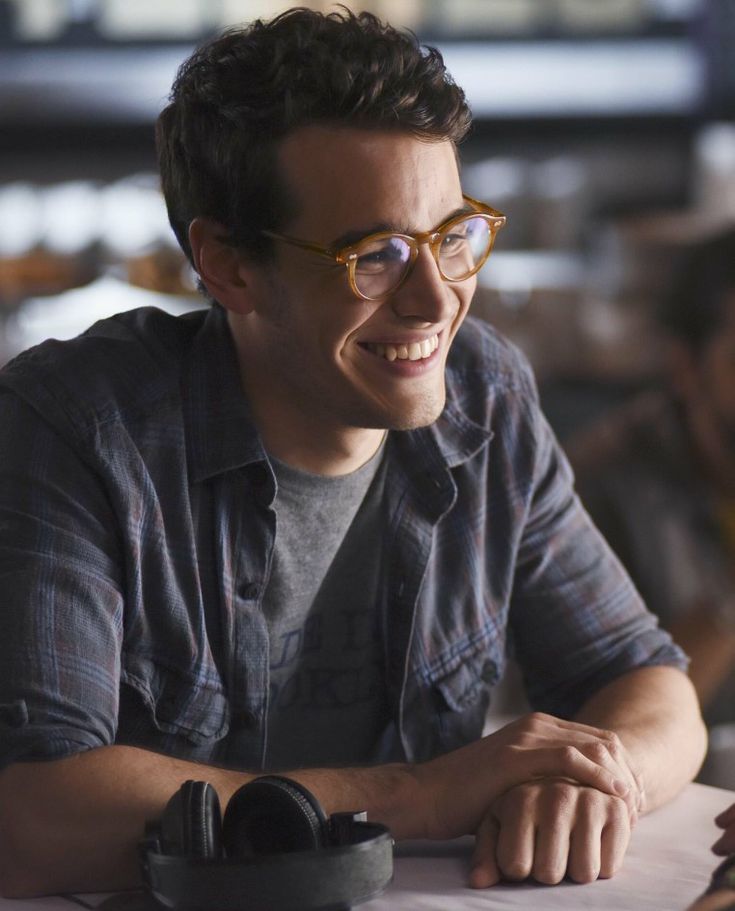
[0,783,732,911]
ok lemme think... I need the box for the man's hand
[469,779,632,888]
[0,712,642,898]
[411,712,643,844]
[713,803,735,856]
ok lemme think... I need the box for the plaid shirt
[569,389,734,727]
[0,305,686,771]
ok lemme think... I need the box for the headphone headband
[140,778,393,911]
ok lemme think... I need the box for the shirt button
[239,581,261,600]
[481,661,497,682]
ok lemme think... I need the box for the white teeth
[367,334,440,362]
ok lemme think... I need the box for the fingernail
[469,867,496,889]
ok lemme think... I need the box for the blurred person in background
[0,6,704,898]
[569,228,735,777]
[685,801,735,911]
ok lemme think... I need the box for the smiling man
[210,128,478,468]
[0,7,705,898]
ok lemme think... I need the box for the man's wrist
[288,762,426,841]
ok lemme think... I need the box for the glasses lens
[353,236,412,299]
[438,215,492,281]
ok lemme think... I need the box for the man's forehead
[275,125,463,235]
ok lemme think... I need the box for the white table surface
[1,782,732,911]
[378,783,734,910]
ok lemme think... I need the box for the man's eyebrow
[329,202,473,251]
[329,223,394,251]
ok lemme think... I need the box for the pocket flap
[123,660,229,744]
[432,652,500,713]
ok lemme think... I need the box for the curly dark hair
[658,227,735,352]
[156,6,472,267]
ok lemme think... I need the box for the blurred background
[0,0,734,431]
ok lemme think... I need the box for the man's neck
[263,425,387,477]
[226,310,389,476]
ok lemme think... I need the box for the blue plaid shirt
[0,305,686,771]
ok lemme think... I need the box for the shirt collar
[183,305,267,483]
[424,396,494,469]
[182,305,493,483]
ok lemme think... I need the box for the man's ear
[188,217,257,314]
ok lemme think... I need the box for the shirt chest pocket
[433,651,501,713]
[417,639,504,757]
[119,657,230,756]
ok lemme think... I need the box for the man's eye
[359,250,390,266]
[441,232,467,253]
[356,241,405,272]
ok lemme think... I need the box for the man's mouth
[363,334,439,362]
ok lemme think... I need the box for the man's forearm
[0,745,422,897]
[573,665,707,812]
[0,746,253,896]
[0,710,650,897]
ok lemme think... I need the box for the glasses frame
[262,194,506,301]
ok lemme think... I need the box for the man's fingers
[488,781,633,888]
[713,803,735,853]
[469,813,500,889]
[566,794,605,883]
[495,796,535,882]
[506,712,644,814]
[517,745,637,819]
[599,799,631,879]
[712,830,735,856]
[426,712,642,844]
[715,803,735,828]
[531,816,571,886]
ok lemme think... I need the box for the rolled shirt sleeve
[508,380,688,718]
[0,391,123,769]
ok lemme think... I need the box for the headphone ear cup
[160,780,223,860]
[222,775,329,859]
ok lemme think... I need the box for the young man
[0,8,704,897]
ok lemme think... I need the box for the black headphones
[139,775,393,911]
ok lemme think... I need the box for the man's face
[231,126,476,440]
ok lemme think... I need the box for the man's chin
[339,378,448,431]
[386,412,443,432]
[366,393,446,432]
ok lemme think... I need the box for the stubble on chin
[355,385,447,432]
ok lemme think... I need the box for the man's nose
[390,244,458,324]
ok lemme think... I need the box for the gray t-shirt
[263,443,389,769]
